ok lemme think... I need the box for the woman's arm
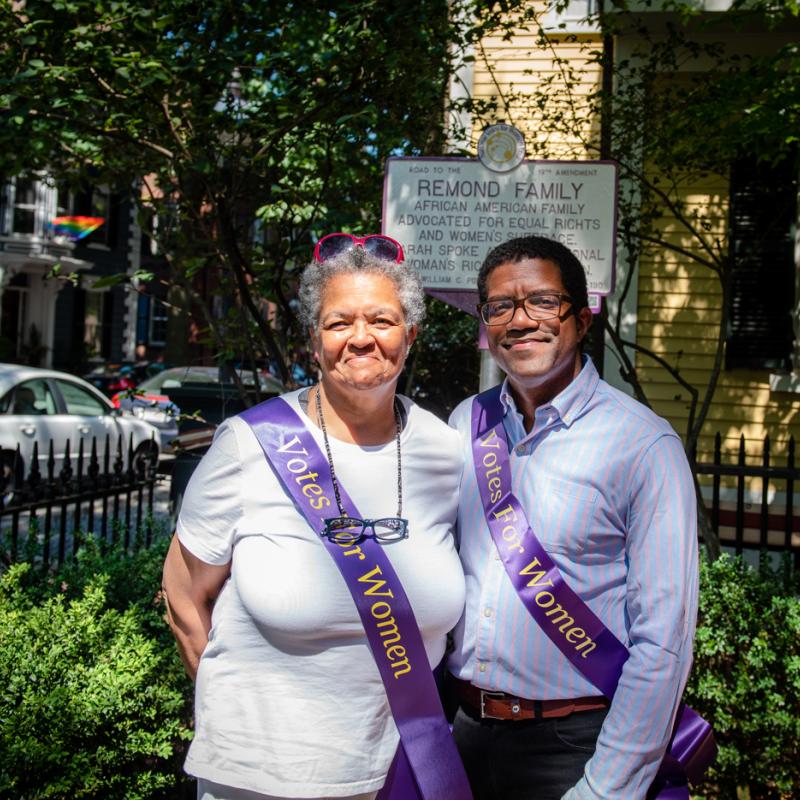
[162,533,231,681]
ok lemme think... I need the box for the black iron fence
[0,433,159,568]
[693,433,799,562]
[1,429,797,568]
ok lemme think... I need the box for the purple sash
[241,397,472,800]
[470,387,716,797]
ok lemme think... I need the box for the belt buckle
[480,689,510,720]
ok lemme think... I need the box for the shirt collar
[498,355,599,429]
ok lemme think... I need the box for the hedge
[686,554,800,800]
[0,539,797,799]
[0,537,193,799]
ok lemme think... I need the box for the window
[74,185,113,246]
[149,298,169,346]
[7,380,57,416]
[56,380,108,416]
[0,176,65,238]
[56,183,75,218]
[141,203,177,255]
[0,273,28,361]
[726,154,797,371]
[83,291,112,360]
[11,178,37,234]
[544,0,599,32]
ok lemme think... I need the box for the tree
[0,0,502,389]
[466,0,800,556]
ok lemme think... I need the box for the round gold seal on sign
[477,124,526,173]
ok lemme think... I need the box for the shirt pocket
[529,475,601,557]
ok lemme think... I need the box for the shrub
[16,534,177,648]
[686,554,800,800]
[0,538,193,799]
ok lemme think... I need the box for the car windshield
[138,367,281,392]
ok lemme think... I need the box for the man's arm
[162,533,231,681]
[563,433,699,799]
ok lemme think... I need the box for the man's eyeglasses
[477,293,574,326]
[322,516,409,544]
[314,233,405,264]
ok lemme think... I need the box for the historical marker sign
[382,156,618,295]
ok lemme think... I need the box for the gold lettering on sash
[295,470,319,483]
[535,590,555,607]
[480,428,501,449]
[479,428,504,502]
[358,565,395,598]
[385,645,406,661]
[476,415,599,662]
[275,421,413,680]
[493,504,515,521]
[493,504,525,554]
[519,557,554,588]
[544,603,575,633]
[575,638,597,658]
[339,541,366,561]
[276,436,329,510]
[530,586,597,659]
[365,594,412,678]
[565,627,586,644]
[277,434,309,456]
[391,657,411,678]
[375,616,402,646]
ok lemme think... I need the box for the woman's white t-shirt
[176,391,466,798]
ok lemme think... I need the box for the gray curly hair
[298,246,426,331]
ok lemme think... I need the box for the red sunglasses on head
[314,233,405,264]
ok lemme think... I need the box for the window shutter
[726,155,797,371]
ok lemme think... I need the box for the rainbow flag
[49,216,105,241]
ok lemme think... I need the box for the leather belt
[453,677,609,721]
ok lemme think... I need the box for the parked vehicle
[0,364,161,496]
[83,360,167,396]
[112,366,284,453]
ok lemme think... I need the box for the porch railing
[0,433,158,568]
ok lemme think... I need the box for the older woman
[162,233,468,800]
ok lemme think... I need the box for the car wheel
[132,440,159,477]
[0,449,24,507]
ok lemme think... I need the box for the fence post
[787,437,796,574]
[58,439,72,564]
[760,435,770,549]
[42,440,55,569]
[712,432,721,535]
[735,435,746,556]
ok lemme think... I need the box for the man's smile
[501,335,551,350]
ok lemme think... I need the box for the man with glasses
[446,235,699,799]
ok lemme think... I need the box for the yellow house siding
[470,25,602,158]
[636,167,800,479]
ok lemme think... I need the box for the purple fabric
[470,387,715,796]
[425,289,478,317]
[241,398,472,800]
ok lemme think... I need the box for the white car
[0,364,161,493]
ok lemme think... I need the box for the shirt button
[478,663,487,673]
[484,607,493,618]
